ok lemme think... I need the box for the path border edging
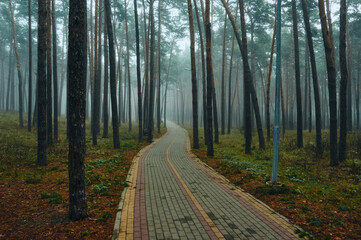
[111,130,168,240]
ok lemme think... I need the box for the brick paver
[114,122,302,240]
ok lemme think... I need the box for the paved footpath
[113,122,302,240]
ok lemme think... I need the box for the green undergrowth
[186,125,361,239]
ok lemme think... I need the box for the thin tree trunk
[37,0,47,166]
[205,0,214,156]
[9,0,24,127]
[193,0,207,145]
[187,0,199,149]
[338,0,348,163]
[46,0,53,145]
[28,0,32,131]
[346,23,352,131]
[147,0,155,142]
[292,0,303,148]
[6,41,13,112]
[134,0,142,141]
[156,0,162,134]
[102,19,109,138]
[52,0,58,141]
[318,0,338,165]
[302,0,322,154]
[104,0,120,149]
[221,7,227,135]
[124,0,132,131]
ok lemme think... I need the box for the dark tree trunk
[228,25,236,134]
[46,0,53,145]
[37,0,47,166]
[301,0,322,155]
[134,0,142,141]
[52,0,58,141]
[156,0,161,134]
[28,0,32,131]
[102,20,109,138]
[125,0,132,131]
[187,0,199,149]
[346,27,352,132]
[292,0,303,148]
[147,0,155,143]
[9,0,24,127]
[67,0,88,220]
[221,9,227,135]
[339,0,348,163]
[104,0,120,149]
[318,0,338,165]
[357,52,360,130]
[163,41,174,129]
[193,0,207,145]
[205,0,214,156]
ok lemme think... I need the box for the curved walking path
[113,122,301,240]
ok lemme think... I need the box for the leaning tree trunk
[292,0,303,148]
[67,0,88,220]
[220,0,266,151]
[37,0,47,166]
[104,0,120,149]
[187,0,199,149]
[318,0,338,166]
[52,0,58,142]
[205,0,214,156]
[28,0,32,131]
[9,0,24,127]
[302,0,322,155]
[338,0,348,163]
[134,0,142,141]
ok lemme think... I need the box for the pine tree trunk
[6,41,13,112]
[301,0,322,155]
[221,9,227,135]
[292,0,303,148]
[228,31,235,134]
[37,0,47,166]
[338,0,348,163]
[187,0,199,149]
[205,0,214,156]
[9,0,24,127]
[124,0,132,131]
[147,0,155,143]
[102,20,109,138]
[46,0,53,145]
[193,0,207,145]
[318,0,338,165]
[156,0,162,134]
[104,0,120,149]
[134,0,142,141]
[67,0,88,220]
[52,0,58,142]
[346,25,352,131]
[28,0,32,131]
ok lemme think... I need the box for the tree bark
[28,0,32,131]
[187,0,199,149]
[67,0,88,220]
[37,0,47,166]
[147,0,155,143]
[292,0,303,148]
[134,0,142,141]
[46,0,53,145]
[318,0,338,165]
[104,0,120,149]
[221,8,227,135]
[9,0,24,127]
[338,0,348,163]
[102,19,109,138]
[220,0,265,151]
[156,0,162,134]
[302,0,322,154]
[205,0,214,156]
[52,0,58,142]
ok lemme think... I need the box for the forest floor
[187,127,361,240]
[0,112,165,240]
